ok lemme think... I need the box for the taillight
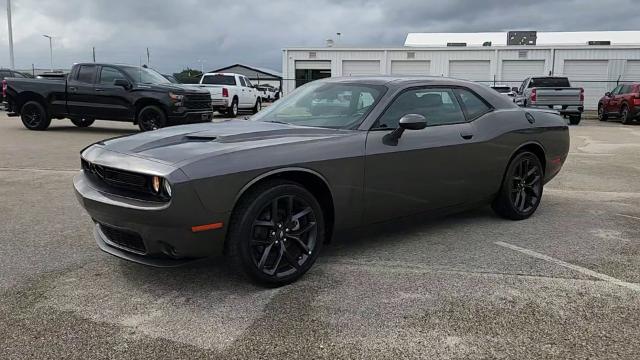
[579,88,584,102]
[222,88,229,98]
[530,88,536,102]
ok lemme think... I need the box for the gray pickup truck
[514,76,584,125]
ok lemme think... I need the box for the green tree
[173,68,203,84]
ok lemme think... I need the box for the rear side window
[245,78,254,87]
[99,67,127,85]
[456,88,491,120]
[201,74,236,85]
[529,77,570,88]
[76,65,96,83]
[620,85,632,94]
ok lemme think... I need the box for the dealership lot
[1,114,639,358]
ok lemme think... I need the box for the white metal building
[282,31,640,109]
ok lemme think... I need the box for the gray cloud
[0,0,637,74]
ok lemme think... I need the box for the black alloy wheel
[492,151,544,220]
[138,105,166,131]
[621,105,631,125]
[226,180,324,285]
[20,101,51,130]
[598,104,607,121]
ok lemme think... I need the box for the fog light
[151,176,161,193]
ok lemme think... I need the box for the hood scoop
[130,133,214,153]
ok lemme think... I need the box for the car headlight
[169,92,184,102]
[163,179,172,197]
[150,176,172,198]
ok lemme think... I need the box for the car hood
[95,120,356,167]
[134,83,209,95]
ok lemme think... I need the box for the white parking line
[616,213,640,222]
[494,241,640,293]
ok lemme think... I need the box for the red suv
[598,83,640,124]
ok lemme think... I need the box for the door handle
[460,132,474,140]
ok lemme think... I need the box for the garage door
[501,60,545,87]
[390,60,430,75]
[449,60,491,83]
[623,60,640,81]
[563,60,609,110]
[342,60,380,76]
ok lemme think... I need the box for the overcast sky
[1,0,638,74]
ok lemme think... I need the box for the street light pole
[7,0,15,69]
[42,35,54,71]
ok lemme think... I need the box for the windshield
[529,77,570,88]
[121,66,171,85]
[201,74,236,85]
[251,81,385,129]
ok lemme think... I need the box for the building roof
[405,31,640,47]
[210,64,282,79]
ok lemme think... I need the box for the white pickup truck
[514,76,584,125]
[197,72,261,117]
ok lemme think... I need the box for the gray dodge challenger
[74,76,570,285]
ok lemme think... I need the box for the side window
[245,78,253,88]
[99,67,127,85]
[456,88,491,120]
[12,71,26,78]
[377,88,465,129]
[621,85,632,94]
[76,65,96,83]
[610,85,621,94]
[238,77,246,87]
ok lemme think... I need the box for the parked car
[197,72,261,117]
[514,76,584,125]
[4,63,213,131]
[73,76,569,285]
[490,84,516,100]
[255,85,278,101]
[598,83,640,124]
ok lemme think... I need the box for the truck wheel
[252,98,262,114]
[20,101,51,131]
[621,105,632,125]
[597,104,608,121]
[137,105,166,131]
[70,117,95,128]
[568,115,581,125]
[226,98,238,118]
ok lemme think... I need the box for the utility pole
[43,35,54,71]
[92,47,96,62]
[146,47,150,66]
[7,0,15,69]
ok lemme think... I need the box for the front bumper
[168,109,213,124]
[73,167,229,267]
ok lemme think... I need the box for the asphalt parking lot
[1,113,639,359]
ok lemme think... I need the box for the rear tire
[598,104,608,121]
[226,98,238,118]
[492,151,544,220]
[20,101,51,130]
[137,105,166,131]
[226,179,325,286]
[568,115,581,125]
[70,117,95,128]
[621,105,632,125]
[252,98,262,114]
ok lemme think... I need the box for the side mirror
[605,92,612,97]
[113,78,131,89]
[383,114,427,146]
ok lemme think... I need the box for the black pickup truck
[4,63,213,131]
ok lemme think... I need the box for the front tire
[226,180,325,286]
[70,117,95,128]
[492,151,544,220]
[137,105,166,131]
[598,104,608,121]
[20,101,51,130]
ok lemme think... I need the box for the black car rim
[23,104,41,127]
[510,157,541,213]
[140,109,161,130]
[250,195,317,277]
[598,106,603,119]
[622,108,628,122]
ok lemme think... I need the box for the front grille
[184,94,212,110]
[100,223,146,253]
[83,159,148,191]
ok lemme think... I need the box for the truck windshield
[529,77,570,88]
[201,74,236,85]
[121,66,171,85]
[251,81,386,129]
